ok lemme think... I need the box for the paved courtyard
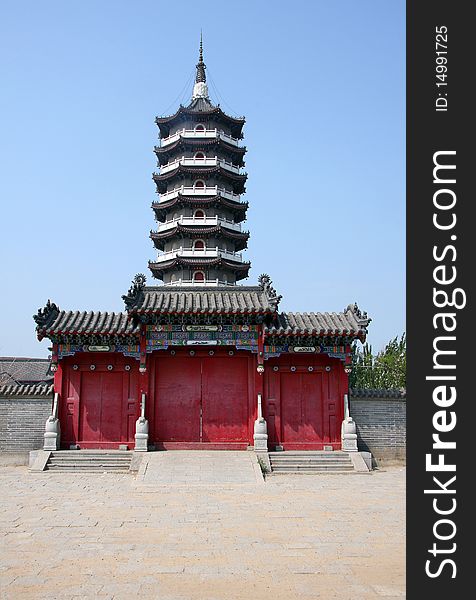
[0,453,405,600]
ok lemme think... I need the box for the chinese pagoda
[33,40,371,454]
[151,37,250,287]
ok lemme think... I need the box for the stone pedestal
[341,416,358,452]
[43,416,60,451]
[253,417,268,451]
[134,417,149,452]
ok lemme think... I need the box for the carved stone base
[43,417,60,451]
[341,417,358,452]
[253,417,268,452]
[134,417,149,452]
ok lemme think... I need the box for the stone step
[271,463,354,471]
[49,455,131,462]
[268,451,355,474]
[269,452,347,457]
[270,468,356,474]
[270,460,353,469]
[45,451,133,473]
[46,463,131,470]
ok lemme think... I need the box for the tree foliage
[349,333,406,389]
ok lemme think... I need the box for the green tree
[350,333,406,389]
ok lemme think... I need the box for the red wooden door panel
[100,373,123,442]
[301,372,323,442]
[79,372,124,443]
[281,372,304,443]
[154,356,201,442]
[79,372,102,442]
[281,372,324,444]
[201,356,249,442]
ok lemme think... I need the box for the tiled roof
[153,165,247,183]
[0,357,53,385]
[151,195,248,222]
[128,286,280,315]
[149,257,251,282]
[0,383,54,397]
[36,311,140,339]
[154,138,246,164]
[265,305,371,338]
[156,103,245,125]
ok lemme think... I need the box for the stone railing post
[341,393,358,452]
[253,393,268,452]
[43,392,61,451]
[134,393,149,452]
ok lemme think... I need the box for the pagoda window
[194,239,205,250]
[194,209,205,219]
[194,180,205,189]
[194,124,206,132]
[193,271,205,282]
[194,152,205,160]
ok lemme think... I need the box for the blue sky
[0,0,405,357]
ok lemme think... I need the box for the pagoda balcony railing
[164,279,237,287]
[158,185,241,203]
[160,157,241,175]
[155,247,243,263]
[160,128,241,148]
[156,215,242,232]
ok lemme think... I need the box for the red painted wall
[264,354,346,450]
[56,349,346,451]
[149,349,253,449]
[59,353,139,449]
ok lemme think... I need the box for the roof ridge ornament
[33,300,60,331]
[192,33,209,100]
[345,302,371,327]
[123,273,147,311]
[258,274,282,309]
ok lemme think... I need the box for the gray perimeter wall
[350,391,406,464]
[0,395,52,454]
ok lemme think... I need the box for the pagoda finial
[196,31,206,83]
[192,33,209,99]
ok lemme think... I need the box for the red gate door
[281,371,324,446]
[154,356,201,442]
[201,356,249,443]
[79,371,124,443]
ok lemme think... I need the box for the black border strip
[407,2,471,597]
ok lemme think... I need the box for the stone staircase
[45,450,133,473]
[268,451,355,474]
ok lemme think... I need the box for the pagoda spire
[192,33,209,100]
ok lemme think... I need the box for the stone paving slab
[138,450,260,486]
[0,461,405,599]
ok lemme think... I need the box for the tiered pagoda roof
[152,165,247,194]
[155,104,245,139]
[155,138,246,167]
[148,256,251,282]
[152,195,249,222]
[150,225,250,251]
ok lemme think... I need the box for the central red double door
[151,352,252,448]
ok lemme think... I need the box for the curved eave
[152,195,249,223]
[154,139,246,166]
[35,310,140,341]
[150,225,250,250]
[149,256,251,280]
[153,168,247,195]
[265,329,364,339]
[153,165,247,183]
[155,105,245,138]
